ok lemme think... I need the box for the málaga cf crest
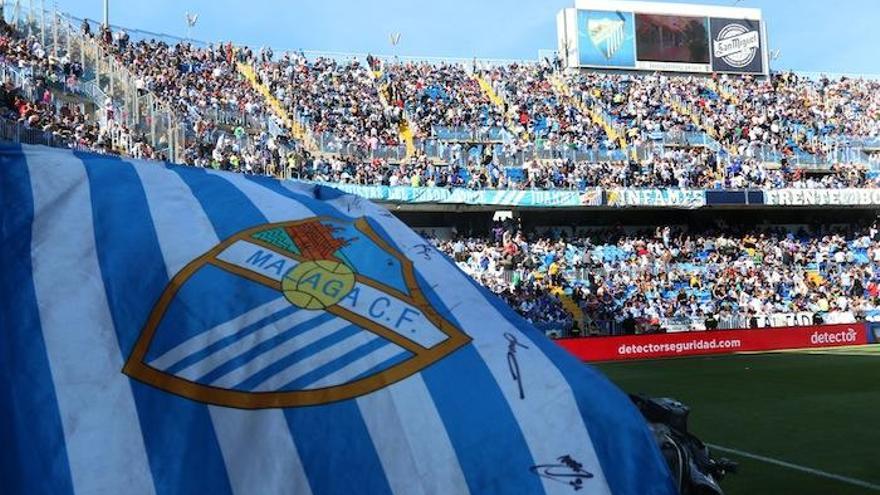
[124,217,470,409]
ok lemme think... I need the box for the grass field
[595,346,880,495]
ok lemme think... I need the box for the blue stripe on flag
[197,312,337,386]
[79,153,234,495]
[284,337,390,390]
[459,276,677,494]
[420,346,545,493]
[244,180,545,494]
[411,264,546,493]
[0,144,75,495]
[178,169,395,492]
[171,167,266,240]
[284,401,394,495]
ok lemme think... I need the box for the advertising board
[556,323,868,361]
[560,1,768,75]
[710,17,764,73]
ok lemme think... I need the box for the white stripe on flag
[172,308,323,383]
[318,189,614,495]
[335,282,448,349]
[252,330,380,392]
[149,297,291,371]
[131,160,311,495]
[130,161,217,275]
[216,240,300,282]
[358,376,472,495]
[304,345,404,389]
[217,171,469,495]
[210,407,310,495]
[28,151,156,495]
[209,317,352,390]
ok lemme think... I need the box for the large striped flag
[0,144,675,495]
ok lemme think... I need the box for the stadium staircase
[550,74,629,153]
[667,96,731,154]
[371,70,416,158]
[235,62,314,150]
[705,79,739,105]
[473,72,505,109]
[549,286,587,334]
[399,121,416,158]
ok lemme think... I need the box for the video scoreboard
[557,0,768,75]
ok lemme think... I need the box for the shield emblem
[124,216,470,409]
[587,18,626,60]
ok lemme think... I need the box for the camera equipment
[630,395,738,495]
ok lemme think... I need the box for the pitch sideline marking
[707,443,880,492]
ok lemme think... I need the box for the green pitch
[595,346,880,495]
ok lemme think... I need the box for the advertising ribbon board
[557,323,868,361]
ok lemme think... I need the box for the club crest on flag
[124,216,470,409]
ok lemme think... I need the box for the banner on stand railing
[764,188,880,206]
[605,188,706,208]
[312,182,604,207]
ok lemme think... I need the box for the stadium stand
[426,220,880,337]
[3,7,880,339]
[5,11,880,186]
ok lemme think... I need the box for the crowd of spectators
[88,22,287,169]
[2,15,880,189]
[255,52,401,151]
[427,220,880,335]
[495,63,611,151]
[384,62,504,139]
[0,18,161,158]
[575,70,880,160]
[244,53,880,190]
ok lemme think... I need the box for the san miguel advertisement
[710,17,764,73]
[557,323,868,362]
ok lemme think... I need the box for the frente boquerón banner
[557,323,868,361]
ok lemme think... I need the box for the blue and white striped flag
[0,144,675,495]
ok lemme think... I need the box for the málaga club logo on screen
[713,23,760,68]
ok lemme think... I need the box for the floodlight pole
[102,0,107,27]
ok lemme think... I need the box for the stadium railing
[0,117,95,152]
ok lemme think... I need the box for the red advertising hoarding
[557,323,868,362]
